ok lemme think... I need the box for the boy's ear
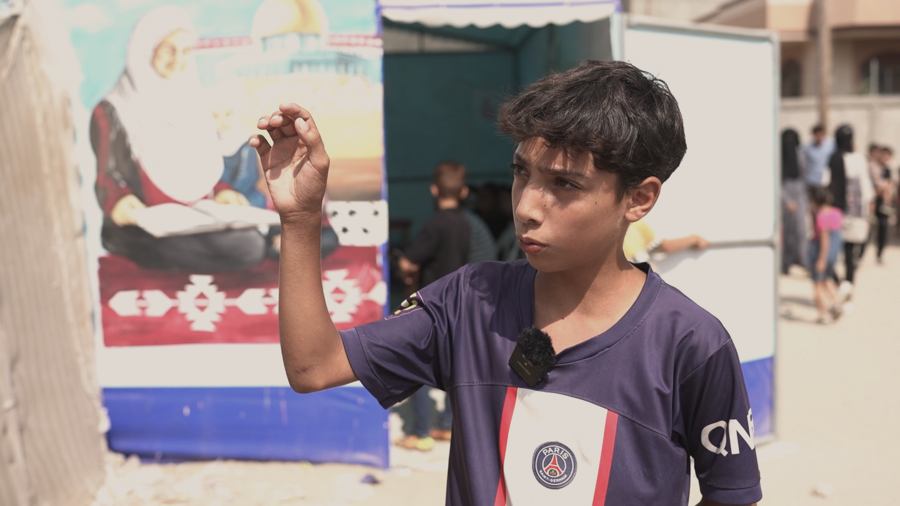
[624,176,661,223]
[430,184,438,199]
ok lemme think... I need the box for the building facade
[698,0,900,98]
[628,0,900,147]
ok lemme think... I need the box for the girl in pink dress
[808,186,844,323]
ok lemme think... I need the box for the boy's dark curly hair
[498,60,687,199]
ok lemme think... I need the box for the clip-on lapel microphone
[509,327,557,387]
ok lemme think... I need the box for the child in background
[808,186,843,324]
[394,161,472,450]
[622,220,709,265]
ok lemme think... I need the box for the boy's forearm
[278,214,350,392]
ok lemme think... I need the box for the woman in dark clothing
[827,124,873,290]
[872,147,893,264]
[781,128,808,274]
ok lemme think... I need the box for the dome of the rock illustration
[251,0,328,38]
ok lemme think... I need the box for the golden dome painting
[208,0,380,175]
[251,0,329,38]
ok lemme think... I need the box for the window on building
[781,60,802,97]
[862,53,900,95]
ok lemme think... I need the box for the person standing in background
[871,146,893,264]
[803,124,835,188]
[781,128,809,274]
[828,124,874,301]
[462,206,498,263]
[395,161,472,450]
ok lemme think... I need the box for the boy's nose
[514,184,545,226]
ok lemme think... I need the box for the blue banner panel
[740,357,773,438]
[104,386,389,468]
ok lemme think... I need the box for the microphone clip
[508,327,557,387]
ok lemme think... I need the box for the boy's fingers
[273,113,298,139]
[294,116,329,169]
[250,134,271,159]
[267,111,288,141]
[279,103,323,133]
[277,104,328,168]
[269,125,285,141]
[279,119,298,138]
[279,103,311,120]
[265,111,300,140]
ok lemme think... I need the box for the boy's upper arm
[680,337,762,505]
[339,268,465,408]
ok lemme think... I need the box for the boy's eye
[509,163,527,177]
[555,178,579,190]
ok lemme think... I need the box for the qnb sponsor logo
[700,409,755,456]
[390,293,420,316]
[532,442,578,489]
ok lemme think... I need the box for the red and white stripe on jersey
[495,387,619,505]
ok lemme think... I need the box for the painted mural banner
[63,0,390,465]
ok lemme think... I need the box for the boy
[250,60,761,505]
[397,161,472,288]
[395,160,473,450]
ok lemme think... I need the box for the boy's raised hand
[250,103,329,221]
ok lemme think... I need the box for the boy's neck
[436,198,460,210]
[532,250,646,354]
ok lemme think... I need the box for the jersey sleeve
[339,267,467,409]
[680,339,762,504]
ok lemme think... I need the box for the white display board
[625,18,778,243]
[624,18,779,365]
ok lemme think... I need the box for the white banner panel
[654,246,776,363]
[625,21,778,243]
[624,18,778,363]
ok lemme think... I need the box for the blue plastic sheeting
[104,386,389,468]
[741,357,773,438]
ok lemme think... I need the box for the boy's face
[511,137,630,273]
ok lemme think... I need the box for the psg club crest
[532,441,577,489]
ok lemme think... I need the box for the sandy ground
[91,238,900,506]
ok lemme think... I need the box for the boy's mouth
[518,236,547,254]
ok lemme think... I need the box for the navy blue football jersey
[340,260,761,505]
